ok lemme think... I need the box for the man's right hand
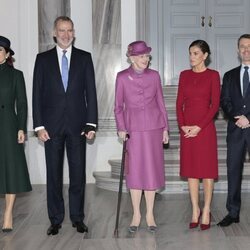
[234,115,250,128]
[37,129,50,142]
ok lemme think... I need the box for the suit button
[1,105,4,108]
[243,105,246,108]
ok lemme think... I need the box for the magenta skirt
[125,129,165,190]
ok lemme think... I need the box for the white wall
[0,0,38,131]
[0,0,137,184]
[121,0,136,68]
[71,0,93,53]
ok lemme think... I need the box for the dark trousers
[226,136,249,218]
[44,133,86,225]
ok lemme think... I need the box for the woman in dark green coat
[0,36,32,232]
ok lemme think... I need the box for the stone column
[38,0,70,52]
[92,0,121,126]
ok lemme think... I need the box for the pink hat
[126,40,152,57]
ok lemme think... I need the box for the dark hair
[54,16,74,29]
[189,40,211,55]
[237,34,250,48]
[1,47,14,67]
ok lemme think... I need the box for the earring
[131,60,134,64]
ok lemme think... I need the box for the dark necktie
[61,50,68,91]
[243,66,249,97]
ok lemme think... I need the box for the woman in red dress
[176,40,220,230]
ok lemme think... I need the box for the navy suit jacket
[221,65,250,142]
[32,46,98,136]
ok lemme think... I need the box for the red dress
[176,69,220,178]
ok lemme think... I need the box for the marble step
[97,113,228,133]
[108,159,250,177]
[166,146,228,160]
[162,107,225,116]
[93,171,250,194]
[167,135,228,147]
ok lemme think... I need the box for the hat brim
[9,48,15,56]
[127,47,152,57]
[0,42,15,55]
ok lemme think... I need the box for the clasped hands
[181,125,201,138]
[234,115,250,129]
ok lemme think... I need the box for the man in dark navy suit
[218,34,250,227]
[32,16,98,235]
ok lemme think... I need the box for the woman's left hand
[163,130,169,144]
[184,125,201,138]
[18,130,25,144]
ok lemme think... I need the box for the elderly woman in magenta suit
[114,41,169,233]
[0,36,32,232]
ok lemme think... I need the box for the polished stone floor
[1,184,250,250]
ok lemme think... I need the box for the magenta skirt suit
[176,69,220,179]
[114,66,169,190]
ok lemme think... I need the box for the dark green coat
[0,62,32,193]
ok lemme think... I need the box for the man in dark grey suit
[218,34,250,227]
[32,16,98,235]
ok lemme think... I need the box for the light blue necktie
[61,50,68,91]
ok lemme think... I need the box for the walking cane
[114,134,129,238]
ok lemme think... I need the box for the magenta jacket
[114,66,169,132]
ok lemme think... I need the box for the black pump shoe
[2,228,13,233]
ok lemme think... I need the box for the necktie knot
[245,66,249,71]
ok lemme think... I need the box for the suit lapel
[67,47,78,90]
[51,48,65,92]
[234,66,242,98]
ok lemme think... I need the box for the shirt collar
[56,45,72,57]
[241,64,250,70]
[128,65,148,78]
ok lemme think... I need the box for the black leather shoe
[47,224,61,235]
[217,215,239,227]
[72,221,88,233]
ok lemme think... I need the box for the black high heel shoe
[147,225,157,233]
[128,225,139,233]
[2,228,13,233]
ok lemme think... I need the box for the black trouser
[45,133,86,225]
[226,137,249,218]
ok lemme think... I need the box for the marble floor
[1,184,250,250]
